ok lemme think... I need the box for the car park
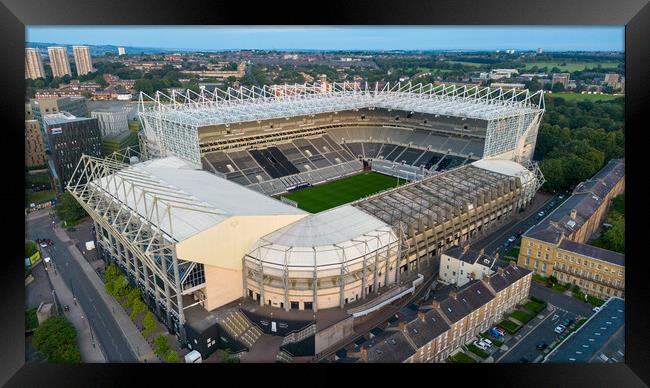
[554,324,566,334]
[473,340,489,351]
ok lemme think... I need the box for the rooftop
[87,156,305,242]
[43,112,93,126]
[525,159,624,245]
[138,82,544,127]
[443,245,496,267]
[559,240,624,267]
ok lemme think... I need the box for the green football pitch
[282,172,405,213]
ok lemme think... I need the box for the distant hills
[25,42,624,56]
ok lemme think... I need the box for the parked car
[480,338,493,348]
[561,318,573,327]
[508,236,516,243]
[536,342,548,350]
[592,306,601,313]
[538,211,545,217]
[473,340,489,351]
[554,324,566,334]
[490,327,505,337]
[558,194,565,199]
[39,241,48,248]
[516,229,524,236]
[503,241,510,247]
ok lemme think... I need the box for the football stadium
[68,82,545,360]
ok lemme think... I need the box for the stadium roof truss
[138,82,544,127]
[65,154,231,335]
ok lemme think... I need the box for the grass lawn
[524,300,547,314]
[282,172,405,213]
[504,246,520,259]
[511,309,535,324]
[444,60,484,68]
[25,308,39,332]
[448,352,477,363]
[467,343,489,359]
[552,283,569,293]
[498,319,522,335]
[26,190,56,206]
[547,92,624,102]
[523,61,620,72]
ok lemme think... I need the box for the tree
[125,287,142,309]
[103,263,120,285]
[142,311,157,338]
[130,299,147,321]
[153,335,170,357]
[164,350,179,363]
[55,192,87,224]
[112,275,129,300]
[26,240,38,257]
[551,82,565,93]
[32,316,81,363]
[133,79,154,95]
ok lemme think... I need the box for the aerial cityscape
[24,26,625,364]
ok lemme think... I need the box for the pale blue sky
[27,26,624,51]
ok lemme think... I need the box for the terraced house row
[355,262,532,363]
[517,159,625,300]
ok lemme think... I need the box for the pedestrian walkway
[52,226,158,363]
[44,262,106,362]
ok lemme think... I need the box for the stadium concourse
[67,82,546,361]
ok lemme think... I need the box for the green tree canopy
[26,240,38,257]
[55,192,86,224]
[32,316,81,363]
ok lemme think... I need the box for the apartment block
[356,262,532,363]
[439,245,496,287]
[47,46,72,78]
[518,159,625,299]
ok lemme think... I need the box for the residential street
[26,210,137,362]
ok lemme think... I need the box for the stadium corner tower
[68,82,545,357]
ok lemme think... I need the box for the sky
[26,26,624,52]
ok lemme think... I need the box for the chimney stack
[463,244,471,253]
[570,209,577,220]
[418,311,426,322]
[480,248,485,256]
[449,291,457,300]
[429,300,440,309]
[398,322,407,333]
[497,267,504,275]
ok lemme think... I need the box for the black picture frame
[2,0,648,386]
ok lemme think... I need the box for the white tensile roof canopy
[138,82,545,127]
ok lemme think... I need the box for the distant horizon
[26,26,624,52]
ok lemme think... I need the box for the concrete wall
[315,315,355,355]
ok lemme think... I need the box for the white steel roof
[89,156,305,242]
[247,205,397,268]
[138,82,544,127]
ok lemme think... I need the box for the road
[497,308,576,363]
[26,211,137,362]
[472,192,569,258]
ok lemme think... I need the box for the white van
[184,350,202,363]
